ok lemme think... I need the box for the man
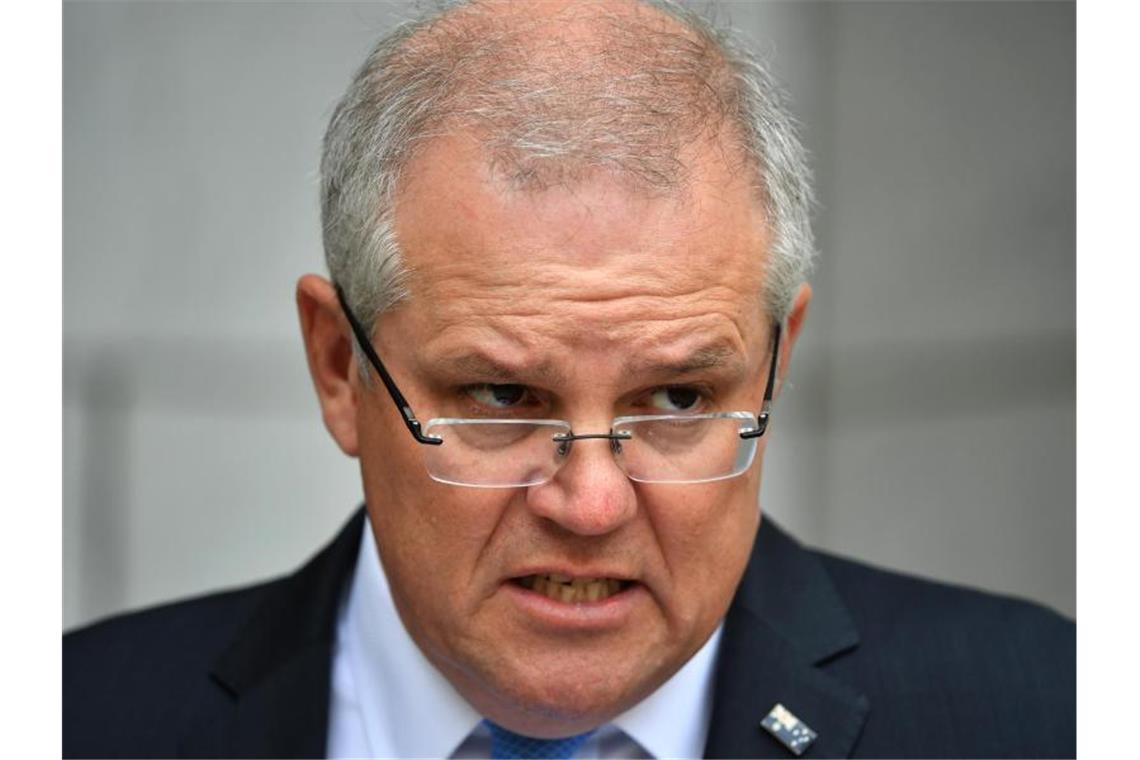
[64,1,1075,758]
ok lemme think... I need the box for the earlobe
[296,274,360,457]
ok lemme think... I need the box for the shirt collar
[343,513,722,759]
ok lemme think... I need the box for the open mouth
[513,573,632,603]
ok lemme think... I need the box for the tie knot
[484,719,596,759]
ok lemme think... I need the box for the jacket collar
[179,508,367,758]
[179,508,868,758]
[704,516,870,758]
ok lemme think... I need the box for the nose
[525,434,638,536]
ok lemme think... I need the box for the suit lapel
[179,508,367,758]
[704,518,870,758]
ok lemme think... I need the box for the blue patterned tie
[484,718,596,759]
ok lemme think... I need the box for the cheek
[651,478,760,619]
[358,426,515,614]
[364,481,519,662]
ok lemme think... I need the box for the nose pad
[554,432,625,460]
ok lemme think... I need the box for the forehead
[389,133,770,365]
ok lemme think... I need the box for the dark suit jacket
[64,508,1075,758]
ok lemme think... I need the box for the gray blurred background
[63,1,1075,629]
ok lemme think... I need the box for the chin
[469,649,667,737]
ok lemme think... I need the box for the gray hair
[320,0,816,360]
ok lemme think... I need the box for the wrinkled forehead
[387,133,771,366]
[395,133,768,292]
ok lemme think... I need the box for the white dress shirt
[327,516,724,759]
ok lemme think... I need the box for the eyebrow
[622,341,747,379]
[431,341,745,386]
[435,352,569,386]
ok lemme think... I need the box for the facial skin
[298,129,810,737]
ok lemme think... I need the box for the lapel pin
[761,703,818,756]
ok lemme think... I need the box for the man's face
[352,134,786,735]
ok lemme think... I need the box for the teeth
[521,574,627,603]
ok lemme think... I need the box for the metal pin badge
[761,703,818,756]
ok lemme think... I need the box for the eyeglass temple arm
[739,322,782,440]
[334,285,443,446]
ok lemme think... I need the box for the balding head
[387,0,745,190]
[321,0,814,343]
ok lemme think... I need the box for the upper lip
[508,566,638,582]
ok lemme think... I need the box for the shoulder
[816,547,1074,657]
[813,548,1075,757]
[63,579,278,758]
[63,509,366,759]
[64,581,272,661]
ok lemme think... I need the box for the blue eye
[649,386,702,412]
[467,384,529,408]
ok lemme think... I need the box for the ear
[296,274,360,457]
[775,282,812,397]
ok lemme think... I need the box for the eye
[465,383,531,409]
[648,386,703,413]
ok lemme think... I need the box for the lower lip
[501,581,646,631]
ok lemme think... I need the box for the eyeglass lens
[421,416,759,488]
